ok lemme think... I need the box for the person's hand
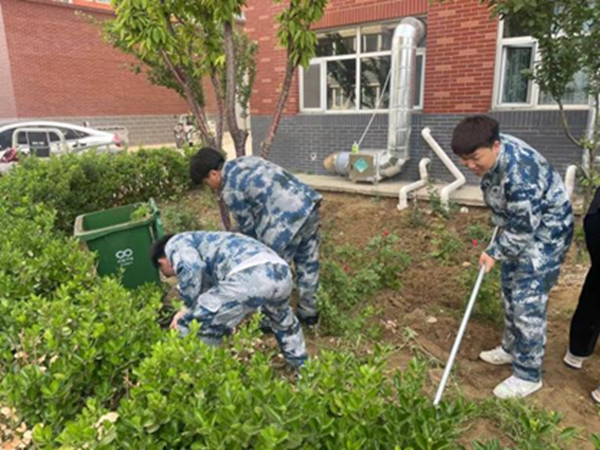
[170,307,189,330]
[479,252,496,273]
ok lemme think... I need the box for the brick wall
[0,2,17,118]
[424,0,498,113]
[245,0,429,117]
[1,0,188,118]
[251,111,587,184]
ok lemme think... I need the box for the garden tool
[433,226,499,407]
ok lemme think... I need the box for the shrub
[0,149,192,232]
[0,203,96,303]
[0,279,163,438]
[53,326,470,449]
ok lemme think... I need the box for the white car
[0,121,126,172]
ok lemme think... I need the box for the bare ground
[184,189,600,444]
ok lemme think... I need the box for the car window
[0,130,12,150]
[0,128,28,148]
[59,127,87,140]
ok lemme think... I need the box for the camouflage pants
[501,262,562,382]
[178,262,307,368]
[284,207,321,320]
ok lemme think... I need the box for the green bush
[0,279,163,437]
[0,149,192,232]
[0,203,96,303]
[53,326,470,449]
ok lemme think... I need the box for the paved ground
[296,173,486,208]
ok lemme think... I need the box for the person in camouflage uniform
[452,115,573,399]
[150,232,308,368]
[189,148,322,325]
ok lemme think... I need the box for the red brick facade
[0,0,187,119]
[424,0,497,113]
[246,0,498,116]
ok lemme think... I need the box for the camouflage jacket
[165,231,283,312]
[482,134,573,270]
[220,157,322,256]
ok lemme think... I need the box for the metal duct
[323,17,426,182]
[379,17,426,178]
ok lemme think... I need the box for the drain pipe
[583,95,598,173]
[398,158,431,210]
[564,165,577,201]
[421,127,466,209]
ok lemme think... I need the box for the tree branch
[557,100,583,148]
[260,51,295,159]
[210,73,225,152]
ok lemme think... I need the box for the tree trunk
[159,50,216,148]
[210,73,225,152]
[218,196,232,231]
[223,21,248,157]
[260,53,295,159]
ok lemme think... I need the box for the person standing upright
[451,115,574,399]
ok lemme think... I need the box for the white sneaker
[563,350,587,370]
[479,346,514,365]
[493,375,543,399]
[591,387,600,404]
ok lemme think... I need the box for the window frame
[493,20,589,110]
[299,21,426,114]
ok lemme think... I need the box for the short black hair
[451,115,500,156]
[189,147,225,185]
[150,234,175,268]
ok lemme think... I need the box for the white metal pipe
[433,226,499,407]
[421,127,466,210]
[398,158,430,210]
[564,165,577,202]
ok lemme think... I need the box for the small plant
[404,201,428,229]
[130,203,151,221]
[472,399,578,449]
[430,225,463,264]
[458,261,503,326]
[466,223,492,243]
[160,204,202,234]
[427,182,459,219]
[318,231,410,337]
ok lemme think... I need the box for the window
[495,17,588,108]
[300,21,426,112]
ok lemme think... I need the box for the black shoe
[298,313,319,327]
[259,318,274,335]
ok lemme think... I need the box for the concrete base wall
[0,114,181,146]
[251,110,588,184]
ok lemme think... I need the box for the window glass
[327,59,356,110]
[415,54,424,108]
[539,70,588,105]
[502,16,531,38]
[302,64,321,109]
[501,46,533,103]
[361,24,394,53]
[360,56,391,109]
[316,29,357,57]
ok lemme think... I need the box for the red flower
[383,230,390,237]
[344,265,350,273]
[472,239,479,247]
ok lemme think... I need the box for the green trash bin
[74,198,165,289]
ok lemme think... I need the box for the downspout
[323,17,426,180]
[421,127,466,209]
[583,94,599,174]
